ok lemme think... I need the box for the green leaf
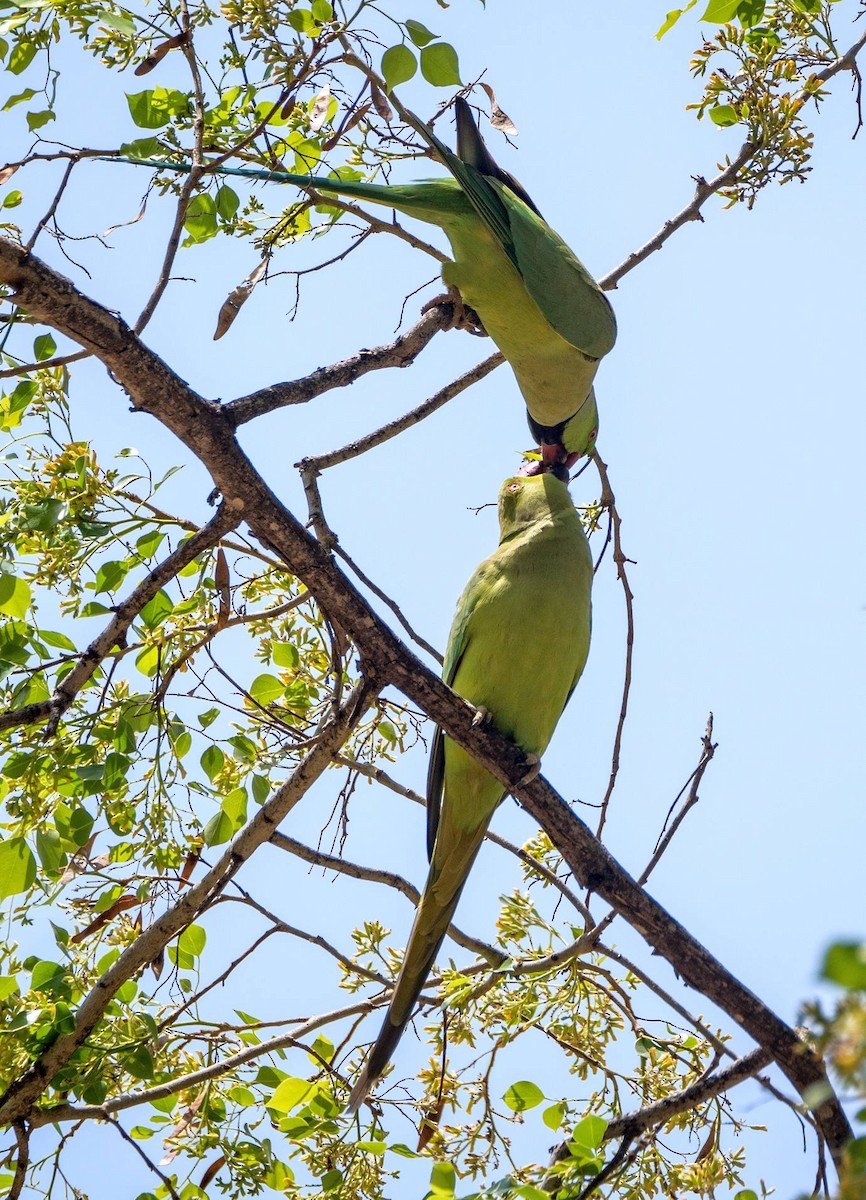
[655,0,698,37]
[138,589,173,630]
[543,1101,565,1131]
[95,559,128,594]
[178,923,206,958]
[215,185,239,219]
[33,332,56,361]
[355,1140,386,1154]
[222,787,247,833]
[405,18,437,46]
[736,0,764,25]
[2,190,23,209]
[0,837,36,899]
[249,673,283,706]
[419,42,460,86]
[734,1192,760,1200]
[311,0,333,20]
[791,0,820,10]
[700,0,740,19]
[388,1143,419,1158]
[184,193,218,244]
[203,809,233,846]
[26,109,54,131]
[502,1080,544,1113]
[125,1044,155,1079]
[21,499,67,531]
[8,40,37,75]
[709,104,739,127]
[0,572,31,618]
[126,87,190,129]
[513,1188,549,1200]
[35,828,65,873]
[0,975,19,1000]
[119,137,163,160]
[3,87,37,110]
[271,641,299,669]
[571,1114,608,1149]
[200,744,225,782]
[251,774,270,804]
[821,941,866,991]
[309,1034,334,1063]
[269,1076,316,1112]
[198,706,220,728]
[31,959,69,995]
[428,1161,456,1197]
[97,8,136,34]
[381,44,416,89]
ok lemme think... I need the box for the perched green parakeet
[347,471,593,1112]
[118,97,616,468]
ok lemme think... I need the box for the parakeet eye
[506,482,522,494]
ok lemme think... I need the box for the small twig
[26,159,76,252]
[31,1000,374,1127]
[8,1121,28,1200]
[270,828,502,964]
[0,348,88,379]
[592,454,635,840]
[108,1118,181,1200]
[641,713,717,885]
[297,349,502,474]
[332,540,443,663]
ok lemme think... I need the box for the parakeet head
[498,472,573,540]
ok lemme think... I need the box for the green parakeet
[347,471,593,1113]
[117,98,616,468]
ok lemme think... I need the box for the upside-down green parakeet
[118,98,616,467]
[346,471,593,1112]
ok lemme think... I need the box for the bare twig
[271,829,502,963]
[225,302,458,424]
[592,454,635,839]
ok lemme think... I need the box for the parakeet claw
[423,289,486,336]
[471,705,491,728]
[519,753,541,785]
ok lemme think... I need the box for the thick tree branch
[0,238,851,1166]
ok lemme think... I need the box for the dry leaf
[369,80,393,121]
[180,847,201,883]
[70,894,140,944]
[309,82,331,134]
[134,31,188,77]
[322,102,371,152]
[416,1095,445,1151]
[695,1112,720,1162]
[200,1155,227,1189]
[213,258,269,340]
[104,198,148,238]
[150,947,165,980]
[214,546,231,630]
[0,165,19,187]
[479,82,518,136]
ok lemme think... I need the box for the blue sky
[3,0,866,1195]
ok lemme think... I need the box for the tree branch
[0,237,851,1166]
[599,27,866,290]
[225,301,459,424]
[0,502,239,735]
[0,667,379,1124]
